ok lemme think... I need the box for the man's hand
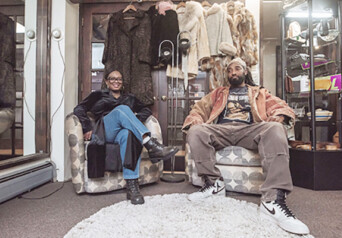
[268,115,285,123]
[84,131,93,141]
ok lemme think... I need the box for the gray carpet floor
[0,180,341,238]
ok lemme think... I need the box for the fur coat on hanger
[222,1,258,66]
[0,13,15,110]
[147,5,180,69]
[166,1,210,79]
[0,62,15,109]
[102,9,154,106]
[203,3,236,57]
[0,12,15,67]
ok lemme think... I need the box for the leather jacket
[74,89,152,133]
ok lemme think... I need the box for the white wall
[261,0,283,94]
[245,0,260,85]
[262,41,277,94]
[50,0,79,181]
[23,0,37,155]
[64,2,79,180]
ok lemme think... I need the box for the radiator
[0,160,55,203]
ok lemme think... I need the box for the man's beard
[228,74,245,86]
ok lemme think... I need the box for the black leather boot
[126,179,144,205]
[144,138,179,163]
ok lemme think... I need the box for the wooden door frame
[78,2,165,138]
[78,2,173,170]
[35,0,51,153]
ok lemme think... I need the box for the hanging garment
[0,13,15,110]
[102,10,154,106]
[221,1,258,66]
[0,12,15,67]
[208,56,231,91]
[0,62,16,109]
[147,5,180,68]
[203,3,236,57]
[157,1,173,15]
[166,1,210,79]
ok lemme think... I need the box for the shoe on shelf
[188,177,225,201]
[260,189,310,235]
[126,179,144,205]
[144,137,179,163]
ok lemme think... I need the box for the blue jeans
[103,105,150,179]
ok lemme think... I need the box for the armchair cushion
[186,144,265,195]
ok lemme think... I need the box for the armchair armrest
[144,115,163,144]
[65,113,86,194]
[141,115,162,158]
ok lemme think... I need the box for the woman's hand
[84,131,93,141]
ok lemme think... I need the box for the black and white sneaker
[188,177,225,201]
[260,190,310,235]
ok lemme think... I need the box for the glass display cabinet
[281,0,342,190]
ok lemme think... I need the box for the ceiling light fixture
[286,11,333,19]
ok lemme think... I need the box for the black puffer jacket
[73,89,152,133]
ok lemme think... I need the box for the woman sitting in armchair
[74,70,178,205]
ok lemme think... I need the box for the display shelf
[281,0,342,190]
[285,39,337,48]
[295,119,335,126]
[286,90,341,98]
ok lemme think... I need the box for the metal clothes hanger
[123,0,137,20]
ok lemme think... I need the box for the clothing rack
[158,40,185,183]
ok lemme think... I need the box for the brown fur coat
[222,1,258,66]
[102,10,154,106]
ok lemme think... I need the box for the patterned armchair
[185,144,265,195]
[65,114,163,194]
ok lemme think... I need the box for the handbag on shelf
[285,75,294,93]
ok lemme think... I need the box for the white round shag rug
[65,193,313,238]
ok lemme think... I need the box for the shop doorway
[79,2,181,170]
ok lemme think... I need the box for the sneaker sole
[260,209,309,235]
[150,148,179,163]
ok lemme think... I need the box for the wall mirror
[0,1,26,160]
[0,0,48,163]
